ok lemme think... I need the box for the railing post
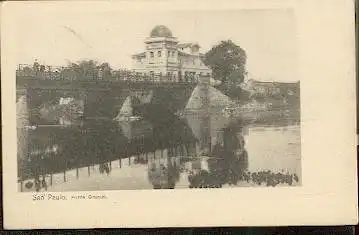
[61,67,64,80]
[20,179,23,192]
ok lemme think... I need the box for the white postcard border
[1,0,357,229]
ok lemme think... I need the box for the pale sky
[15,8,297,82]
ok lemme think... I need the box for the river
[17,97,301,191]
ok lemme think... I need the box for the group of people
[32,60,48,74]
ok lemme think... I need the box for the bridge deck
[16,76,198,90]
[16,65,206,90]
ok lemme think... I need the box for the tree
[98,62,112,79]
[75,60,98,78]
[204,40,247,85]
[22,66,34,76]
[60,60,113,80]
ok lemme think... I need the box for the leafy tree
[203,40,248,100]
[61,60,113,80]
[99,62,112,78]
[71,60,98,78]
[204,40,247,85]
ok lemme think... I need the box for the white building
[132,25,212,82]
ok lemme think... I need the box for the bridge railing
[16,64,207,85]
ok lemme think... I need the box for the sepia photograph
[2,0,357,229]
[15,8,301,192]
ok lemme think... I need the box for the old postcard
[1,0,357,229]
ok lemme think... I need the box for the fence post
[61,67,64,80]
[20,179,23,192]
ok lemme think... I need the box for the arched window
[158,51,162,57]
[150,52,154,58]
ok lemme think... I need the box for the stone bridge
[16,71,211,125]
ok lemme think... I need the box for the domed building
[150,25,173,38]
[132,25,212,82]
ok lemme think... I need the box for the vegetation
[19,60,123,80]
[64,60,112,79]
[204,40,248,99]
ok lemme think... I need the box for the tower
[143,25,179,80]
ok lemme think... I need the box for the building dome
[150,25,173,37]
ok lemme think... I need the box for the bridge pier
[186,76,212,155]
[17,88,30,165]
[16,88,29,126]
[16,88,28,102]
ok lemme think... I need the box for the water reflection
[188,121,249,188]
[99,163,111,175]
[148,153,181,189]
[17,105,301,191]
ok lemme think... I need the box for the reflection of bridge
[17,117,199,189]
[18,144,196,192]
[17,124,201,192]
[17,110,251,191]
[17,123,249,191]
[16,65,212,124]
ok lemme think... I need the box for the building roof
[150,25,173,37]
[177,51,206,57]
[177,43,200,48]
[132,52,146,59]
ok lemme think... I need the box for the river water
[17,97,301,192]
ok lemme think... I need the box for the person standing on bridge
[97,68,103,80]
[39,64,46,78]
[33,59,40,76]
